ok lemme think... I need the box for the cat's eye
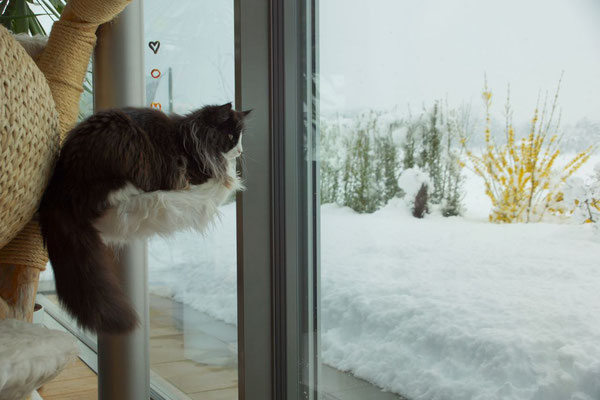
[228,134,234,140]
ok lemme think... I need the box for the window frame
[236,0,319,399]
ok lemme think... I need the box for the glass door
[144,1,238,399]
[312,1,600,400]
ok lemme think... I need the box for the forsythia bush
[464,86,592,223]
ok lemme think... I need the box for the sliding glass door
[43,1,600,400]
[313,1,600,400]
[144,2,238,399]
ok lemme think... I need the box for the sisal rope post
[0,0,132,320]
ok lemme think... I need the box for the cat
[39,103,248,334]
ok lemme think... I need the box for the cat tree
[0,0,131,398]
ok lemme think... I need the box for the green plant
[401,102,467,215]
[440,106,466,216]
[343,123,377,213]
[320,117,343,204]
[375,127,401,203]
[1,0,64,35]
[419,102,443,202]
[402,120,418,170]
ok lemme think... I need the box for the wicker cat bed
[0,26,60,253]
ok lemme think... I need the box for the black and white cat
[39,103,248,333]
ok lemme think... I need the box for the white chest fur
[94,162,242,245]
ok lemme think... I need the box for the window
[313,1,600,400]
[145,1,238,398]
[34,2,600,399]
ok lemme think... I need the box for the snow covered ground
[147,180,600,400]
[34,151,600,399]
[319,204,600,400]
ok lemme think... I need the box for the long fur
[182,121,230,183]
[0,319,78,400]
[40,190,139,333]
[39,104,246,334]
[95,160,243,245]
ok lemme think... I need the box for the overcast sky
[37,0,600,125]
[320,0,600,123]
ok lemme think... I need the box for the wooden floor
[38,294,403,400]
[38,358,97,400]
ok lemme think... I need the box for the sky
[34,0,600,125]
[319,0,600,124]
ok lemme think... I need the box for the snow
[148,206,238,325]
[36,153,600,400]
[398,168,432,200]
[146,191,600,400]
[320,203,600,400]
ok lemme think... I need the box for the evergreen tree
[350,128,377,213]
[377,129,401,204]
[320,119,342,204]
[402,122,417,170]
[421,103,443,203]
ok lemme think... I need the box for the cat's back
[61,108,172,159]
[119,107,174,133]
[65,107,171,141]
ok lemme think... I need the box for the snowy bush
[320,112,403,213]
[401,102,466,216]
[562,163,600,223]
[320,105,466,216]
[398,168,431,217]
[320,118,344,204]
[464,82,593,223]
[342,123,378,213]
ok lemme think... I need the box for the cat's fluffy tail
[39,198,138,334]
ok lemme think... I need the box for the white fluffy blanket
[0,319,78,400]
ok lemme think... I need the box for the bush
[401,102,467,215]
[563,164,600,223]
[343,125,378,213]
[464,82,593,223]
[320,112,403,213]
[320,117,344,204]
[320,105,467,217]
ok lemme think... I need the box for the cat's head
[183,103,251,181]
[188,103,250,158]
[201,103,250,159]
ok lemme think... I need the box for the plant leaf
[14,0,28,33]
[27,6,45,35]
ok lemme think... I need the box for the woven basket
[0,26,60,250]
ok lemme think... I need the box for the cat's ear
[210,103,232,125]
[242,109,252,117]
[219,103,233,112]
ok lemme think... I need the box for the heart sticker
[148,41,160,54]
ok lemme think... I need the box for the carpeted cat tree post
[0,1,131,398]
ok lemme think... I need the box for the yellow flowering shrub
[463,85,593,223]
